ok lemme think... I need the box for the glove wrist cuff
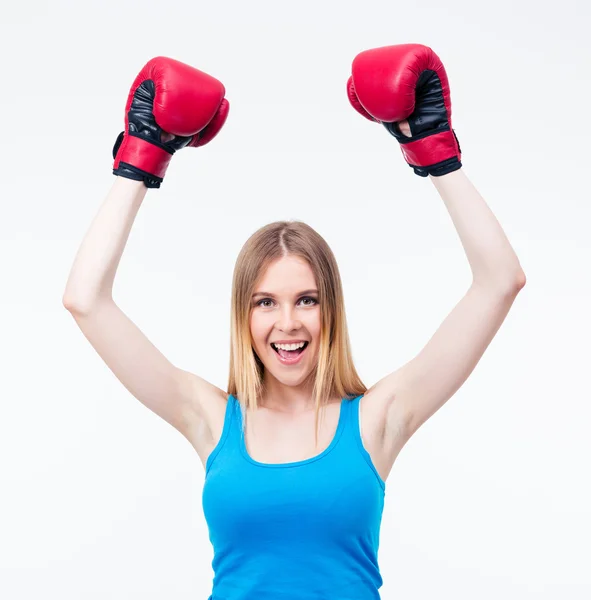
[113,132,174,183]
[386,125,462,177]
[112,163,164,188]
[411,157,463,177]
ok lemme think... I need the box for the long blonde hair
[227,220,367,446]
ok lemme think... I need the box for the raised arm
[63,56,229,442]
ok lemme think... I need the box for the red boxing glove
[113,57,229,188]
[347,44,461,177]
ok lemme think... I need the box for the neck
[259,373,316,413]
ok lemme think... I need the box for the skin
[398,119,411,137]
[247,120,412,415]
[249,255,324,414]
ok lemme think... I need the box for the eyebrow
[252,289,319,298]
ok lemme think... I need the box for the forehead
[255,256,316,290]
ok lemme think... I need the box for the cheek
[307,311,322,338]
[249,314,269,346]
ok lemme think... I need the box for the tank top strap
[343,394,363,442]
[226,393,246,444]
[343,393,386,491]
[205,394,241,476]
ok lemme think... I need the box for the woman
[63,46,526,600]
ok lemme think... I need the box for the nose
[276,305,301,333]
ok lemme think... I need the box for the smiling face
[249,255,322,390]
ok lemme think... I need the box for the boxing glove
[347,44,462,177]
[113,57,229,188]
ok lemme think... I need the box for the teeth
[272,342,306,351]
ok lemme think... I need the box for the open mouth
[271,341,309,364]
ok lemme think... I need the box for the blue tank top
[202,394,386,599]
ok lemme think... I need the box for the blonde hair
[227,220,367,447]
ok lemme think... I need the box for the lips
[271,341,309,365]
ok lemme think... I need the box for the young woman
[63,47,526,600]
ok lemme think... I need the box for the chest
[198,393,406,483]
[244,403,342,465]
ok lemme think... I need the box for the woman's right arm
[63,177,223,440]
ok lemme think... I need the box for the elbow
[473,270,526,296]
[62,293,102,316]
[513,270,527,292]
[501,272,527,296]
[62,293,76,312]
[62,291,113,316]
[517,270,527,289]
[62,294,84,315]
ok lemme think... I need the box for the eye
[300,296,318,306]
[255,296,318,308]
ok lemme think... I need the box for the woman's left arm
[432,169,526,290]
[374,169,526,440]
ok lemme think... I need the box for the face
[250,255,321,388]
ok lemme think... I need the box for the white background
[1,0,590,598]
